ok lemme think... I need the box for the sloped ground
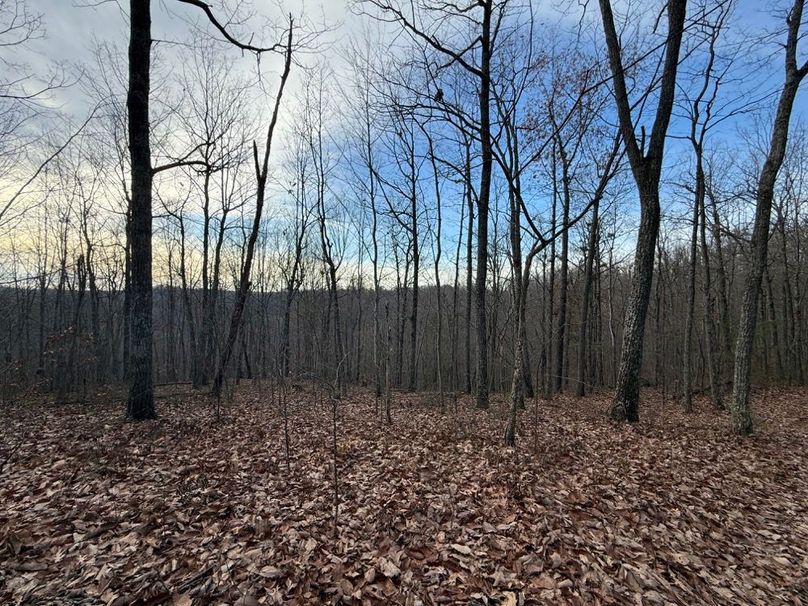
[1,385,806,605]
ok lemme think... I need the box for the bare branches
[174,0,285,55]
[354,0,484,76]
[785,0,808,78]
[211,18,295,399]
[152,142,208,175]
[0,105,99,229]
[0,0,41,48]
[597,0,644,169]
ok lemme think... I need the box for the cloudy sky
[18,1,803,140]
[9,1,808,229]
[2,0,806,284]
[21,0,355,111]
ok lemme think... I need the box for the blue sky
[6,0,806,281]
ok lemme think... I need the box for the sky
[19,1,807,173]
[4,0,807,284]
[23,0,350,108]
[24,1,801,126]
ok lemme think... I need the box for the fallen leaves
[379,558,402,579]
[450,543,473,556]
[0,385,807,604]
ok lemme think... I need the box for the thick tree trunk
[126,0,155,420]
[474,0,492,409]
[611,183,660,422]
[599,0,686,422]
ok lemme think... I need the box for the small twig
[0,436,24,475]
[178,565,215,593]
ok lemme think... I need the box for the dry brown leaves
[1,385,807,605]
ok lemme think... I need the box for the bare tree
[211,20,295,399]
[731,0,808,435]
[356,0,503,408]
[678,1,735,411]
[598,0,687,422]
[279,145,313,379]
[125,0,291,419]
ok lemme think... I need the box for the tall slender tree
[731,0,808,435]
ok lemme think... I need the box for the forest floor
[1,384,807,605]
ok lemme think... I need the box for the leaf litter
[1,385,807,605]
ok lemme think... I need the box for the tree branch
[174,0,284,54]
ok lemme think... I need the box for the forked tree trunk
[599,0,686,422]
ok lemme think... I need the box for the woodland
[1,0,808,603]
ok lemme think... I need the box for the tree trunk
[451,192,464,393]
[464,147,474,394]
[697,161,723,410]
[212,26,294,398]
[553,151,571,394]
[474,0,492,409]
[576,198,600,397]
[408,174,419,392]
[612,182,660,422]
[682,167,700,412]
[732,2,806,434]
[126,0,155,420]
[599,0,686,422]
